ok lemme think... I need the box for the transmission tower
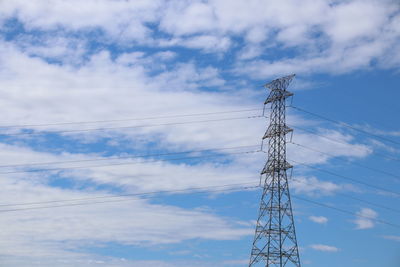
[249,74,301,267]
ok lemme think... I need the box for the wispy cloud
[354,208,378,230]
[309,216,328,224]
[381,235,400,242]
[290,176,356,197]
[0,0,398,265]
[309,244,339,252]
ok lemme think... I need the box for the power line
[330,191,400,214]
[0,130,395,196]
[0,126,396,214]
[290,106,400,147]
[0,141,395,212]
[0,183,259,213]
[290,159,400,196]
[2,181,399,230]
[0,144,259,169]
[0,115,263,137]
[289,176,400,214]
[0,107,262,129]
[293,195,400,229]
[257,146,400,212]
[289,142,400,181]
[291,125,400,162]
[0,180,257,207]
[0,149,261,175]
[2,173,398,215]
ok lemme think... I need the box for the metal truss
[249,74,301,267]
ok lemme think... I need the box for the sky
[0,0,399,266]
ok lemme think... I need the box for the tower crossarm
[263,123,293,139]
[261,160,293,175]
[264,90,293,104]
[264,74,296,90]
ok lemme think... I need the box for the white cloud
[181,35,231,52]
[12,34,87,65]
[288,129,372,165]
[309,244,339,252]
[0,0,161,42]
[354,124,400,138]
[0,136,258,266]
[0,174,252,262]
[0,255,212,267]
[0,39,371,193]
[153,51,177,61]
[367,139,400,154]
[324,0,389,44]
[234,39,390,78]
[0,41,373,199]
[0,0,398,72]
[290,176,355,197]
[160,1,216,36]
[354,208,378,230]
[230,1,400,77]
[245,27,268,44]
[0,42,257,149]
[237,45,264,60]
[156,35,232,52]
[309,216,328,224]
[0,1,396,264]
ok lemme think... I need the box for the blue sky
[0,0,399,266]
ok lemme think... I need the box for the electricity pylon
[249,74,301,267]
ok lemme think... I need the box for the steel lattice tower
[249,74,301,267]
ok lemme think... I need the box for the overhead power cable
[2,182,400,229]
[0,107,262,129]
[289,142,400,181]
[290,159,400,196]
[2,173,398,215]
[0,183,259,213]
[293,195,400,229]
[0,115,264,137]
[290,106,400,147]
[328,191,400,214]
[0,180,257,208]
[289,176,400,214]
[0,144,260,169]
[291,125,400,162]
[0,149,261,175]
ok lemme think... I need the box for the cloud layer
[0,0,398,266]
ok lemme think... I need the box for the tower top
[264,74,295,90]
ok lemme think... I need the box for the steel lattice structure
[249,74,301,267]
